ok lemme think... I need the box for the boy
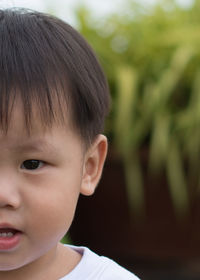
[0,8,140,280]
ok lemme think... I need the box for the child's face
[0,99,107,273]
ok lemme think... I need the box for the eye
[20,160,45,170]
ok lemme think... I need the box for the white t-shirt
[59,245,140,280]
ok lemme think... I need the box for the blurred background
[5,0,200,279]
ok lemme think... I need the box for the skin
[0,99,108,280]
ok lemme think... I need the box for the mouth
[0,225,23,250]
[0,228,21,237]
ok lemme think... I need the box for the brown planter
[69,147,200,278]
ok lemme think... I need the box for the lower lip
[0,232,22,251]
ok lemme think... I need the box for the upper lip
[0,223,21,231]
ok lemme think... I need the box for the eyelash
[20,160,45,170]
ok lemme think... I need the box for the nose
[0,175,21,209]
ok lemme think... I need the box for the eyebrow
[11,139,57,154]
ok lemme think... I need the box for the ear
[80,134,108,196]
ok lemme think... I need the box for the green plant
[75,0,200,218]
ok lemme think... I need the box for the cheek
[23,172,82,241]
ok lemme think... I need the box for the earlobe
[80,134,108,196]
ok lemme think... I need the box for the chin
[0,263,21,271]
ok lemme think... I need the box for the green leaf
[166,140,189,218]
[149,114,170,173]
[123,152,145,217]
[114,65,138,155]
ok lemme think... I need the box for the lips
[0,223,22,250]
[0,223,21,232]
[0,228,18,234]
[0,224,22,250]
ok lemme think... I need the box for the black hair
[0,8,110,146]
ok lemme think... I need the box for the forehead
[0,97,85,154]
[0,96,71,139]
[3,93,71,133]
